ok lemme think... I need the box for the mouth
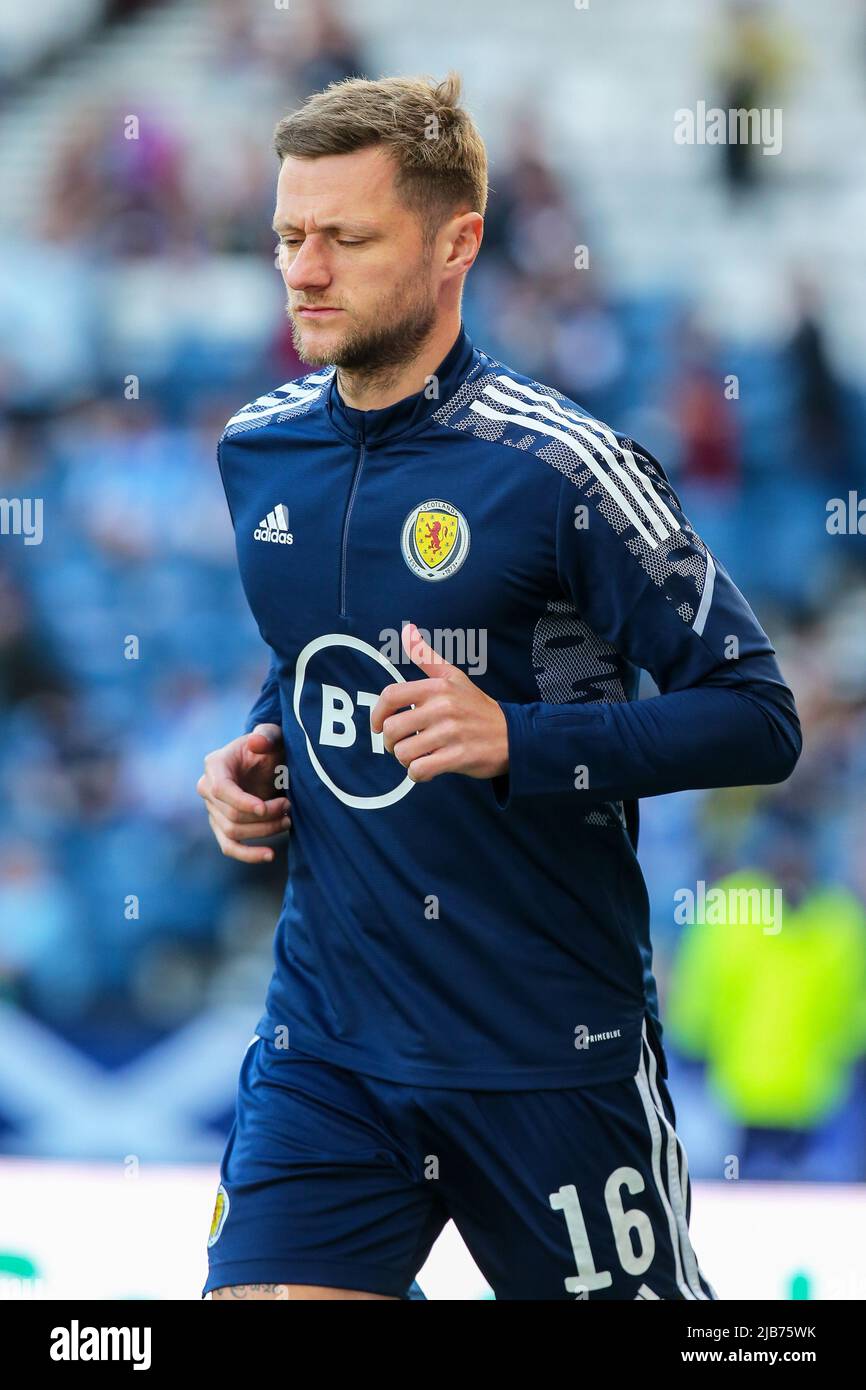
[296,307,344,319]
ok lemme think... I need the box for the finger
[370,678,442,732]
[257,795,291,817]
[209,776,271,817]
[382,703,447,752]
[392,725,451,766]
[209,804,291,841]
[201,787,290,824]
[203,792,290,826]
[211,823,278,863]
[245,731,283,757]
[401,621,458,678]
[209,808,291,841]
[406,747,455,783]
[202,793,265,825]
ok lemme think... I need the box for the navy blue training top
[217,320,801,1089]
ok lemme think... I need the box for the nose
[283,234,331,293]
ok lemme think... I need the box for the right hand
[197,723,290,864]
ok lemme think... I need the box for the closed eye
[276,236,367,247]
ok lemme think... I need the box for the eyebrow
[271,219,380,235]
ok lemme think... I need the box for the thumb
[401,621,457,679]
[245,725,281,757]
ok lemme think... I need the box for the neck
[335,310,462,411]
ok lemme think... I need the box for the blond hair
[273,71,488,250]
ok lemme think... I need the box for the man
[197,72,801,1300]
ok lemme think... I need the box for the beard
[287,263,438,379]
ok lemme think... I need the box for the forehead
[274,146,405,228]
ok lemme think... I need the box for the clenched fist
[197,723,291,864]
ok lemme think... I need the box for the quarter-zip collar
[325,319,475,445]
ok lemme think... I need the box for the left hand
[370,621,509,783]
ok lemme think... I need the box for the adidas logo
[254,503,293,544]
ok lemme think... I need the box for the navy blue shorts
[203,1020,717,1300]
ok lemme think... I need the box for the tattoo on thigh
[212,1283,290,1299]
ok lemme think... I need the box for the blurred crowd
[1,0,866,1178]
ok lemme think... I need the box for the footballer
[197,72,801,1300]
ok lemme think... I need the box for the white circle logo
[400,498,470,581]
[293,634,416,810]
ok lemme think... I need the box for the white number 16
[549,1168,655,1295]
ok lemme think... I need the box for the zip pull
[339,433,366,619]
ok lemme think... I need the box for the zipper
[339,417,366,618]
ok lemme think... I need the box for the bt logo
[294,634,416,809]
[320,685,385,753]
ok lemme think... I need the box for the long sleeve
[492,439,802,808]
[244,648,282,734]
[216,436,283,737]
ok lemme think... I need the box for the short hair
[273,71,488,252]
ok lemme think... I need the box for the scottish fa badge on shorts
[208,1184,230,1247]
[401,499,470,581]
